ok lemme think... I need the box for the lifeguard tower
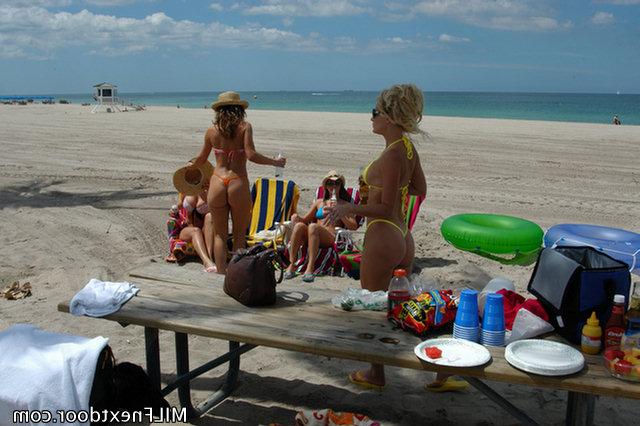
[91,82,121,113]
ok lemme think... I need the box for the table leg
[565,391,596,426]
[464,377,539,426]
[175,332,199,419]
[144,327,161,391]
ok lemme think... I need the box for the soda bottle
[604,294,626,349]
[387,269,411,316]
[274,152,284,178]
[329,187,338,207]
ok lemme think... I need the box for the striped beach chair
[246,178,300,247]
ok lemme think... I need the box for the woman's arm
[243,123,287,167]
[297,200,320,224]
[190,129,214,167]
[408,151,427,196]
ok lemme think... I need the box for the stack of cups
[453,289,480,342]
[481,293,505,346]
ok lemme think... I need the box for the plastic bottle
[387,269,411,315]
[169,204,180,219]
[329,187,338,207]
[604,294,626,349]
[581,311,602,355]
[274,152,283,178]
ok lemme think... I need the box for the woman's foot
[348,370,385,390]
[302,273,315,283]
[284,270,296,280]
[204,265,218,273]
[424,377,469,393]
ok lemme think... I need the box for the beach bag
[527,246,630,343]
[89,346,169,424]
[224,245,284,306]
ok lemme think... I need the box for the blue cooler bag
[527,246,630,344]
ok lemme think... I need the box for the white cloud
[243,0,368,17]
[438,33,470,43]
[209,3,224,12]
[591,11,615,25]
[413,0,572,31]
[0,5,326,59]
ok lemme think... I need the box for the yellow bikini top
[361,135,414,215]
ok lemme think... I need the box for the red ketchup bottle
[387,269,411,317]
[604,294,627,349]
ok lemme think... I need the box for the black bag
[223,244,284,306]
[527,246,631,343]
[89,346,170,425]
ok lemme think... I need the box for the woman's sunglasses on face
[372,108,381,119]
[325,180,340,187]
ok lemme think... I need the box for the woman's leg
[287,222,308,272]
[351,222,407,387]
[227,177,252,252]
[304,224,335,275]
[203,212,214,259]
[179,226,215,270]
[208,176,230,274]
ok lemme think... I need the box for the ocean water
[14,91,640,125]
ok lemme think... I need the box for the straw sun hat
[173,161,214,196]
[322,170,345,187]
[211,91,249,110]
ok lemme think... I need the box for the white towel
[0,324,108,426]
[70,278,139,317]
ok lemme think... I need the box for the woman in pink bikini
[189,91,286,273]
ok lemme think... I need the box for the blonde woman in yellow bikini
[326,84,427,390]
[189,92,286,274]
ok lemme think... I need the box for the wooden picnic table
[58,261,640,425]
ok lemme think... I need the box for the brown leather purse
[223,245,284,306]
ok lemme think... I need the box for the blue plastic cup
[482,293,505,332]
[455,289,479,328]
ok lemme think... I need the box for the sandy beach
[1,104,639,425]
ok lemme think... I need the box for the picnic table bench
[58,262,640,425]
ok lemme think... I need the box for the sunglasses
[325,180,341,186]
[371,108,381,119]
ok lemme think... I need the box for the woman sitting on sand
[284,171,359,282]
[189,91,286,274]
[167,189,217,273]
[326,84,427,389]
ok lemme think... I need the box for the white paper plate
[414,338,491,367]
[505,339,585,376]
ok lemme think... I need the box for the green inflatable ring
[441,214,543,263]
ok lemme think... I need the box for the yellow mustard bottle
[581,311,602,355]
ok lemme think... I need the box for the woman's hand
[273,156,286,168]
[324,203,351,225]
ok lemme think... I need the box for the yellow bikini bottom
[366,219,408,237]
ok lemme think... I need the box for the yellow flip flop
[425,377,469,393]
[348,371,385,391]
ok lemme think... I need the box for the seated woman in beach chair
[284,171,359,283]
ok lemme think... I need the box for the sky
[1,0,639,95]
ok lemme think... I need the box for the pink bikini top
[213,147,244,160]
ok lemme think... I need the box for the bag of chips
[388,290,457,336]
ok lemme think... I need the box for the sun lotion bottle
[581,311,602,355]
